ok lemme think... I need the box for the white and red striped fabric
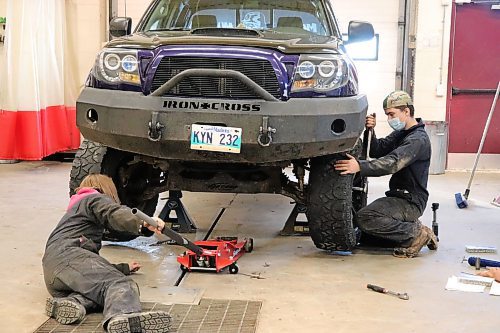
[0,0,80,160]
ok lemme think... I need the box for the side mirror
[110,17,132,38]
[346,21,374,44]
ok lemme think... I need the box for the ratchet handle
[131,208,204,256]
[367,284,386,293]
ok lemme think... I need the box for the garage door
[447,1,500,153]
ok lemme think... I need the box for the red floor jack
[133,209,253,274]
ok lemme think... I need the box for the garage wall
[67,0,108,89]
[413,0,452,123]
[332,0,400,135]
[116,0,151,31]
[334,0,452,136]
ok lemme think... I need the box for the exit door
[447,1,500,153]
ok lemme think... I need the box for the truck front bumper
[77,87,368,163]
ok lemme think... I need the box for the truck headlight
[297,61,315,79]
[292,54,348,92]
[94,48,140,85]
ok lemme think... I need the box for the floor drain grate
[34,299,261,333]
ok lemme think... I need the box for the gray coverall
[42,191,145,325]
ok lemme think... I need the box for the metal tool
[364,113,376,161]
[465,245,497,254]
[367,284,409,300]
[455,81,500,208]
[431,202,439,240]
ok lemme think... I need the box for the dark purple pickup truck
[71,0,374,251]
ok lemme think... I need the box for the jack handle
[363,113,376,161]
[132,208,204,256]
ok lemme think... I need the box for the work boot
[107,311,171,333]
[393,225,438,258]
[45,297,86,324]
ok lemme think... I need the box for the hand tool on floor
[466,256,500,269]
[431,202,439,240]
[367,284,409,300]
[465,245,497,254]
[455,81,500,209]
[132,208,253,274]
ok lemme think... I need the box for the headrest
[192,15,218,28]
[277,17,303,29]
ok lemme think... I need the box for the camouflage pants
[355,196,422,247]
[43,248,141,325]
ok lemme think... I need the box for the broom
[455,81,500,208]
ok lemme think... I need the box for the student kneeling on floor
[334,90,438,258]
[42,174,171,332]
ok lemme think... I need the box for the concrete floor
[1,161,499,333]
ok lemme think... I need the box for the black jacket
[358,119,431,213]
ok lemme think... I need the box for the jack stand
[280,203,309,236]
[158,190,197,233]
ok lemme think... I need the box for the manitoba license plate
[190,124,242,154]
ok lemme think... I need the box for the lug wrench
[367,284,409,300]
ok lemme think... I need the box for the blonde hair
[76,174,121,204]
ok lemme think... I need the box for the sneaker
[107,311,171,333]
[45,297,86,324]
[393,225,438,258]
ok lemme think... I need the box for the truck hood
[106,30,342,54]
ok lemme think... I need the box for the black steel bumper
[76,87,368,163]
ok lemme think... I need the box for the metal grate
[34,299,261,333]
[151,57,281,99]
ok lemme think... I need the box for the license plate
[190,124,242,153]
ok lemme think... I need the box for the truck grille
[151,57,281,99]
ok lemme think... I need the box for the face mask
[388,118,406,131]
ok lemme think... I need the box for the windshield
[140,0,333,37]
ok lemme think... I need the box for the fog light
[87,109,98,123]
[331,119,346,135]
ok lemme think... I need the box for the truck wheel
[307,154,356,251]
[69,139,159,241]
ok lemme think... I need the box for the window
[141,0,334,37]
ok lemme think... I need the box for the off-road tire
[69,139,107,196]
[307,154,356,251]
[69,139,159,241]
